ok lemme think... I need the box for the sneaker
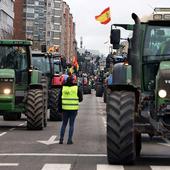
[67,140,73,144]
[59,140,63,144]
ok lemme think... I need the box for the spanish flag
[95,7,111,24]
[72,56,79,72]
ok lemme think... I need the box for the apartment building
[61,2,76,62]
[0,0,15,39]
[14,0,77,61]
[46,0,62,51]
[14,0,46,50]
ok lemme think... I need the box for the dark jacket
[58,79,83,112]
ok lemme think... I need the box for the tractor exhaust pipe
[132,13,140,24]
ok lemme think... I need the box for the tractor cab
[0,41,31,85]
[106,8,170,164]
[0,40,47,130]
[32,51,50,75]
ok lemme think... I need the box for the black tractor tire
[3,112,21,121]
[49,88,62,121]
[88,86,92,94]
[83,86,88,94]
[135,132,141,157]
[41,76,48,127]
[107,91,136,164]
[26,89,44,130]
[96,84,103,97]
[103,88,107,103]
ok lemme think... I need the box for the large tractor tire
[83,86,88,94]
[41,76,48,127]
[135,132,141,157]
[88,86,92,94]
[107,91,136,164]
[49,88,62,121]
[96,83,103,97]
[26,89,44,130]
[103,88,107,103]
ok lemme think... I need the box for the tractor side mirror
[110,29,120,49]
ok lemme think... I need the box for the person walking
[58,74,83,144]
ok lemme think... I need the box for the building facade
[0,0,15,39]
[14,0,77,62]
[61,2,76,62]
[46,0,62,51]
[14,0,46,50]
[13,0,26,39]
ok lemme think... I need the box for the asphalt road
[0,90,170,170]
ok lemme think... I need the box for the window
[54,2,61,8]
[0,46,28,70]
[144,25,170,60]
[35,1,39,6]
[27,7,34,13]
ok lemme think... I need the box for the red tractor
[48,53,66,121]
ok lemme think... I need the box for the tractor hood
[0,69,15,79]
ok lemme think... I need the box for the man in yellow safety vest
[58,74,83,144]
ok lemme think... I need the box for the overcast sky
[64,0,170,56]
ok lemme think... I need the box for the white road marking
[162,137,170,143]
[0,163,19,166]
[97,165,124,170]
[9,128,15,131]
[18,123,25,126]
[42,164,71,170]
[37,135,59,145]
[158,143,170,147]
[0,132,7,136]
[102,117,107,128]
[150,166,170,170]
[0,153,107,157]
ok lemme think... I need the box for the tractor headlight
[158,89,167,98]
[3,88,11,95]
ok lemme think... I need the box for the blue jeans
[60,110,77,142]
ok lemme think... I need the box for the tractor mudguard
[112,62,132,85]
[31,70,42,84]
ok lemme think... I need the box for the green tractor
[107,8,170,164]
[32,51,64,121]
[0,40,48,130]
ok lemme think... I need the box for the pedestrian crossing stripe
[97,165,170,170]
[97,165,124,170]
[150,166,170,170]
[40,164,170,170]
[42,164,71,170]
[0,163,170,169]
[0,163,19,166]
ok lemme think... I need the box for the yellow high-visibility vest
[62,86,79,110]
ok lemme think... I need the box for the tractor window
[0,46,28,70]
[32,54,50,74]
[143,25,170,61]
[53,63,60,74]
